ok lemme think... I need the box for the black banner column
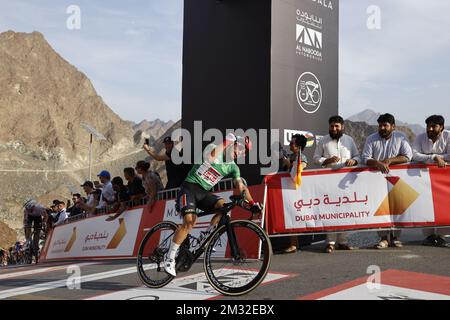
[182,0,339,185]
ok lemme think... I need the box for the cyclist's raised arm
[207,143,226,162]
[207,133,238,162]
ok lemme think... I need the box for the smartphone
[145,138,150,145]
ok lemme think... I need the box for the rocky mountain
[0,30,180,244]
[348,109,425,136]
[347,109,381,125]
[0,31,136,170]
[133,119,175,139]
[0,220,16,250]
[0,120,181,241]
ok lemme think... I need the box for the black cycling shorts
[176,182,222,216]
[24,215,42,230]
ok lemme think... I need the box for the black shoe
[434,236,450,248]
[422,235,437,246]
[336,243,357,251]
[423,235,449,247]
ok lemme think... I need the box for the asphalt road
[0,230,448,301]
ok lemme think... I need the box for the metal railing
[63,178,236,225]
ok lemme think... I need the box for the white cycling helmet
[24,199,37,210]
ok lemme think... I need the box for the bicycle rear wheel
[137,221,177,288]
[204,220,272,296]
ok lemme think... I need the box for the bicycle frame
[180,202,242,266]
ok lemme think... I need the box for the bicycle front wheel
[204,220,272,296]
[137,221,177,288]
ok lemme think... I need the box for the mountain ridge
[347,108,425,135]
[0,30,135,170]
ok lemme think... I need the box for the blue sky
[1,0,449,126]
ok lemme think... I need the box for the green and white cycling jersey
[184,144,240,191]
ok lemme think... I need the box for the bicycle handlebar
[226,195,262,221]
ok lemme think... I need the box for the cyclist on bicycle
[23,199,47,260]
[14,241,22,253]
[13,241,23,263]
[163,133,263,276]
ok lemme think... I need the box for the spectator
[48,200,60,224]
[280,135,308,173]
[96,170,115,208]
[66,199,72,211]
[277,143,290,173]
[94,180,103,190]
[106,177,131,221]
[53,200,69,226]
[313,115,360,253]
[280,134,308,254]
[143,136,191,189]
[67,193,83,217]
[135,160,163,211]
[79,181,96,212]
[314,116,361,168]
[412,115,450,247]
[124,167,146,202]
[0,247,6,267]
[91,189,103,215]
[362,113,413,249]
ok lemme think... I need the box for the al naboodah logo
[374,176,420,216]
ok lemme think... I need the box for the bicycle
[24,240,38,264]
[136,194,272,296]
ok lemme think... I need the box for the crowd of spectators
[0,138,191,267]
[36,137,191,227]
[278,113,450,253]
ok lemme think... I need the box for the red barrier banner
[41,208,144,262]
[264,164,450,235]
[41,185,266,262]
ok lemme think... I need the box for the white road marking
[398,254,422,259]
[0,263,97,280]
[86,270,291,300]
[319,284,450,300]
[0,265,142,300]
